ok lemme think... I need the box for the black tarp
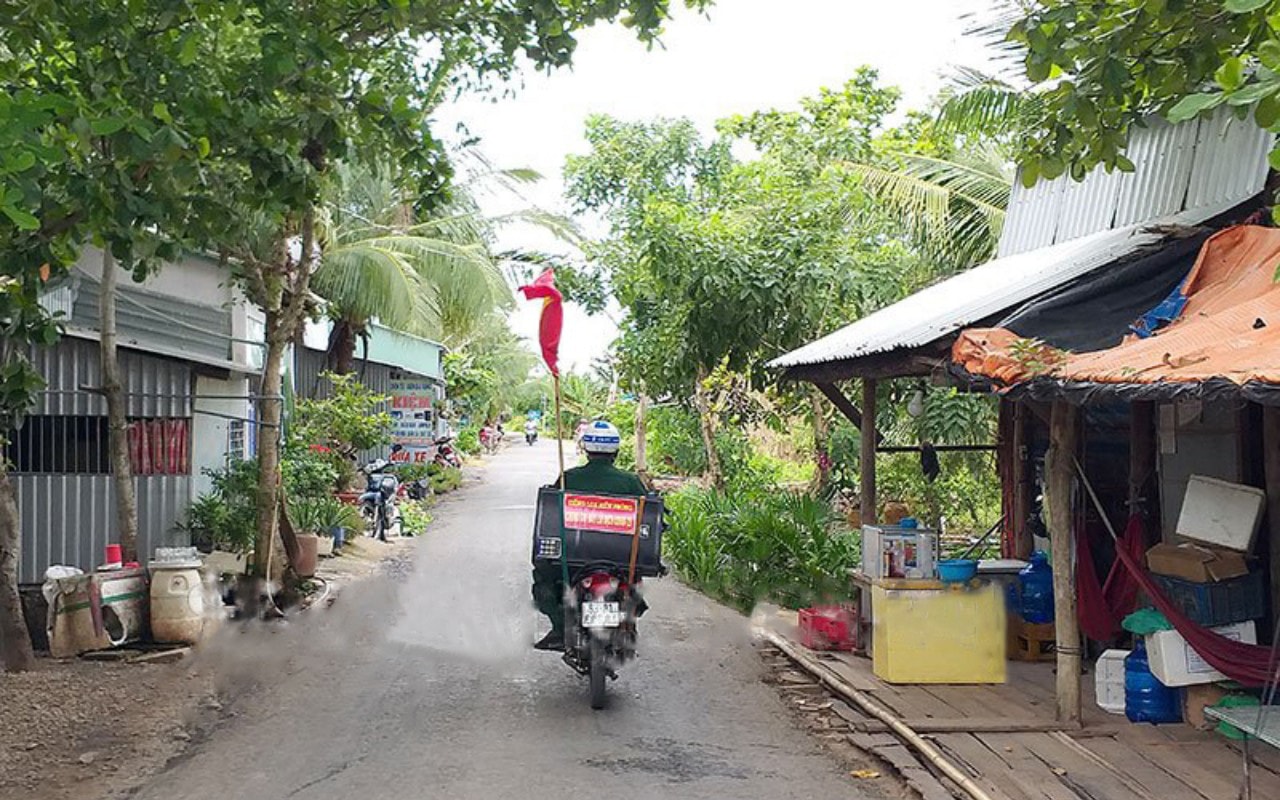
[995,232,1210,353]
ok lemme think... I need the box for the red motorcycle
[433,435,462,469]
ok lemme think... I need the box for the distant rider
[532,419,647,651]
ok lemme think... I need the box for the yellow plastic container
[872,581,1007,684]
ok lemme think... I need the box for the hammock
[1072,466,1279,688]
[1075,514,1144,641]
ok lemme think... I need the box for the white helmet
[580,420,621,454]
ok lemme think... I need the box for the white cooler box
[1145,620,1256,687]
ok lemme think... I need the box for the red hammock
[1076,514,1144,641]
[1084,514,1278,688]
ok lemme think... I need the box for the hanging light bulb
[907,388,925,418]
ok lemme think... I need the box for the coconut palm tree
[312,160,575,373]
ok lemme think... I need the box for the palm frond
[840,149,1011,269]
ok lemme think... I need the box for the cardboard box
[1183,683,1229,730]
[1146,542,1249,583]
[1146,620,1257,687]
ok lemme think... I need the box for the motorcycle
[563,563,644,710]
[359,447,402,541]
[525,428,538,446]
[433,435,462,469]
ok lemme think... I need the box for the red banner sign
[563,493,639,535]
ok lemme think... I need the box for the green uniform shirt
[558,458,647,497]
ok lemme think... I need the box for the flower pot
[329,526,347,551]
[294,533,319,578]
[316,534,335,558]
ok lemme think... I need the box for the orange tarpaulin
[953,225,1280,389]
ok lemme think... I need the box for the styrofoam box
[1175,475,1265,552]
[1094,649,1129,715]
[1145,620,1257,687]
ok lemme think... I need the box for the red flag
[518,269,563,377]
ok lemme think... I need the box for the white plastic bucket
[149,566,205,644]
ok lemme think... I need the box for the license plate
[582,601,622,629]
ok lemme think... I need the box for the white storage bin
[1176,475,1265,551]
[1145,620,1257,687]
[1094,649,1129,715]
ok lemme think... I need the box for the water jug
[1018,551,1055,624]
[1124,639,1180,724]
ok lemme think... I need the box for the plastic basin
[938,559,978,584]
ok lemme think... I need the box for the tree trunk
[1046,401,1081,725]
[692,366,723,489]
[253,317,287,579]
[99,250,139,562]
[0,464,35,671]
[330,318,357,376]
[1263,406,1280,634]
[635,393,648,474]
[810,386,831,493]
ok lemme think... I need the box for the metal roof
[772,108,1272,375]
[768,202,1239,371]
[999,108,1272,258]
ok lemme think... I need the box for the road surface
[131,440,858,799]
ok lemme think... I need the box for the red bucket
[104,543,123,566]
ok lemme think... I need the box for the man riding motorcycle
[532,419,647,651]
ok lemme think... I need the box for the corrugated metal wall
[13,337,193,582]
[1000,108,1273,258]
[16,475,189,583]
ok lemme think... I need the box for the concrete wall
[191,374,253,496]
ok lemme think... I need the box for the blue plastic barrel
[1018,551,1055,624]
[1124,639,1180,724]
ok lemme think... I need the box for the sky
[436,0,996,374]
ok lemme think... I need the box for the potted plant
[321,497,362,553]
[289,499,325,571]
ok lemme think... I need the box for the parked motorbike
[359,446,403,541]
[433,435,462,469]
[564,564,644,710]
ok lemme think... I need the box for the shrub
[664,484,859,612]
[399,499,433,536]
[455,425,480,455]
[180,459,260,554]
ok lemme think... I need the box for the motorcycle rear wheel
[589,635,607,710]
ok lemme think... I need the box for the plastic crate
[1094,649,1129,715]
[799,605,858,651]
[1151,570,1266,627]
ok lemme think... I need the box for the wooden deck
[765,614,1280,800]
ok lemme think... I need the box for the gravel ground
[0,657,214,800]
[0,524,417,800]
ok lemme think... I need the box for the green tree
[988,1,1280,184]
[566,74,917,487]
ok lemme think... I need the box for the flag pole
[553,372,566,489]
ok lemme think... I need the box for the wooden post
[1263,406,1280,629]
[861,379,878,526]
[1046,401,1081,725]
[1012,402,1032,559]
[1129,401,1156,528]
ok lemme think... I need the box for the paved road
[132,440,857,799]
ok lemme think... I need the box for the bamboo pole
[1046,401,1081,725]
[553,373,566,489]
[761,629,996,800]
